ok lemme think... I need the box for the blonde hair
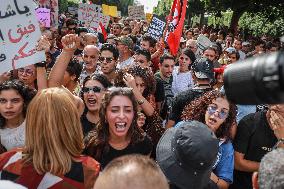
[24,87,84,175]
[94,154,169,189]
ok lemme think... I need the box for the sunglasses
[82,86,103,93]
[18,68,34,76]
[68,27,76,31]
[207,105,228,119]
[99,56,114,63]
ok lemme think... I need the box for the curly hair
[114,65,156,98]
[181,90,237,140]
[86,87,144,160]
[0,79,37,128]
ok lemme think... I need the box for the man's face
[83,46,99,71]
[67,24,76,34]
[116,42,127,54]
[112,25,122,36]
[233,40,242,50]
[140,40,151,51]
[186,31,193,40]
[203,49,216,61]
[84,35,98,46]
[134,54,149,68]
[159,59,175,78]
[100,50,117,74]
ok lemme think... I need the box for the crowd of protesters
[0,11,284,189]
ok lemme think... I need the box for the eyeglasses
[99,56,114,63]
[82,86,103,93]
[18,68,34,76]
[207,105,228,119]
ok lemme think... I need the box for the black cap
[156,121,219,189]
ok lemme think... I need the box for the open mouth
[115,122,127,132]
[87,98,97,105]
[208,117,217,124]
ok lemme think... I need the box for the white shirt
[0,120,25,150]
[172,67,194,96]
[116,57,135,70]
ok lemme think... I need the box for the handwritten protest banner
[128,5,145,20]
[37,0,58,28]
[78,3,110,31]
[36,8,50,27]
[147,15,166,41]
[0,0,46,74]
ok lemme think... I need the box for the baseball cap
[191,57,214,80]
[225,47,236,54]
[114,36,134,50]
[156,121,219,189]
[242,41,250,46]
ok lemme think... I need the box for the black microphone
[224,51,284,105]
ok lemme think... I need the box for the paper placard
[36,8,50,27]
[0,0,46,74]
[128,5,145,20]
[147,15,166,41]
[78,3,110,31]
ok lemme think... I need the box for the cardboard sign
[196,35,213,57]
[128,5,145,20]
[36,8,50,27]
[78,3,110,31]
[0,0,46,74]
[147,15,166,41]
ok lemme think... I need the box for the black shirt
[230,111,277,189]
[169,87,212,123]
[100,136,153,169]
[80,113,98,137]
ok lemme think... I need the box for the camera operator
[229,104,284,189]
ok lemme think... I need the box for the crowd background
[0,1,284,189]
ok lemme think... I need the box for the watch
[137,99,144,105]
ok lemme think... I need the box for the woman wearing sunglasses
[181,89,237,189]
[80,74,112,139]
[85,87,152,169]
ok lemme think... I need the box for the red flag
[167,0,188,56]
[99,22,107,41]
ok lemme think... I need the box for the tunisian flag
[167,0,188,56]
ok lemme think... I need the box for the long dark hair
[86,87,144,160]
[114,65,156,98]
[181,90,237,140]
[0,79,36,128]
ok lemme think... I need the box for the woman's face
[83,79,105,112]
[179,53,191,72]
[106,95,134,138]
[134,76,145,94]
[17,65,36,86]
[205,97,229,133]
[0,89,24,121]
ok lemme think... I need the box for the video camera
[224,51,284,105]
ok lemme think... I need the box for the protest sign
[196,35,213,57]
[78,3,110,31]
[37,0,58,28]
[147,15,166,41]
[102,4,117,17]
[145,13,152,22]
[128,5,145,20]
[36,8,50,27]
[0,0,46,74]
